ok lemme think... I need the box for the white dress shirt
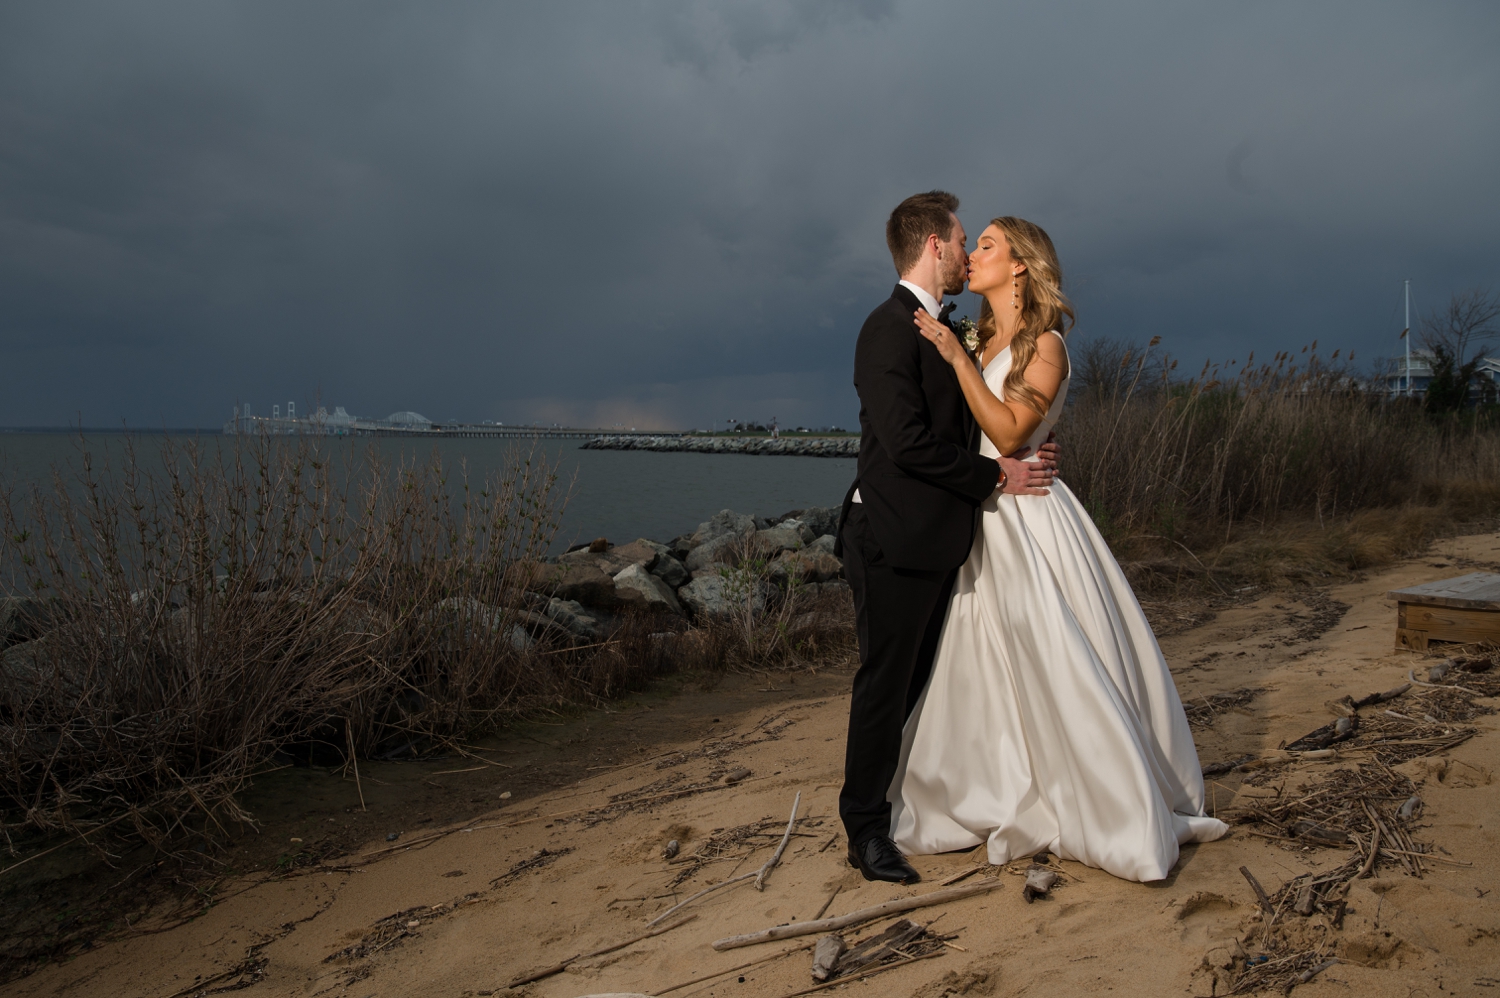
[853,281,943,504]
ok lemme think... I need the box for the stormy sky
[1,2,1496,430]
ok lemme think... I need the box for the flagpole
[1403,279,1411,396]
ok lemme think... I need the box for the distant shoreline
[582,434,859,457]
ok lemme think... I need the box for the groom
[837,191,1059,883]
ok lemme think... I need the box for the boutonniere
[956,317,980,356]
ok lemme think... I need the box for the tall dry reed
[1060,340,1500,560]
[0,435,593,855]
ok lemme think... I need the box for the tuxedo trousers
[839,503,959,847]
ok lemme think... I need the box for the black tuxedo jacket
[839,285,1001,571]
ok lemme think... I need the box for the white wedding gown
[890,331,1228,882]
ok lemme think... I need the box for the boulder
[667,534,694,561]
[808,534,838,556]
[678,574,770,620]
[753,526,803,555]
[799,506,841,539]
[559,538,663,577]
[774,518,817,545]
[650,552,689,589]
[767,549,844,584]
[507,625,535,652]
[613,564,684,616]
[684,533,742,573]
[531,561,620,608]
[689,510,756,548]
[542,597,601,641]
[0,597,55,648]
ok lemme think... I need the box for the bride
[891,216,1227,882]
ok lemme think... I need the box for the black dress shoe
[847,836,921,884]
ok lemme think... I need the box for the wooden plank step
[1388,572,1500,612]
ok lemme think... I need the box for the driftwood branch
[647,873,756,928]
[1239,866,1274,917]
[755,791,801,891]
[770,949,945,998]
[504,913,696,988]
[651,940,819,995]
[1406,670,1481,695]
[711,878,1002,951]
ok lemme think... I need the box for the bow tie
[937,301,957,325]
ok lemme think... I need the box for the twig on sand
[0,812,131,880]
[939,865,984,886]
[646,873,757,928]
[755,791,801,891]
[768,949,945,998]
[711,879,1002,951]
[1239,866,1274,917]
[651,940,820,995]
[504,913,697,989]
[1406,670,1482,695]
[346,723,367,812]
[1284,958,1338,994]
[1355,818,1382,879]
[813,884,841,921]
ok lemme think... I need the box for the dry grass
[0,434,854,865]
[1063,340,1500,590]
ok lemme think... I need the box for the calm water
[0,432,856,551]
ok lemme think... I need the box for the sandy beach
[6,532,1500,998]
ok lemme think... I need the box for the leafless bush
[1061,339,1500,560]
[0,434,572,855]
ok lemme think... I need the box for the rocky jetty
[581,435,859,458]
[528,505,847,630]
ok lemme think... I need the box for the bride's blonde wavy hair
[976,216,1075,416]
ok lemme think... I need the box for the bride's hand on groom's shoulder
[913,309,967,366]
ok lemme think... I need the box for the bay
[0,432,856,551]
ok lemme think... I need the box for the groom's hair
[887,191,960,275]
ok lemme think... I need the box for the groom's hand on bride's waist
[996,439,1059,496]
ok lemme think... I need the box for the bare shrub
[0,434,569,854]
[1061,338,1500,565]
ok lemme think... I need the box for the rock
[560,539,664,577]
[808,534,838,555]
[776,518,817,544]
[663,839,680,860]
[532,562,620,608]
[798,506,841,539]
[667,534,694,561]
[753,515,774,531]
[689,509,756,548]
[542,598,601,641]
[613,564,684,616]
[650,553,689,589]
[1,637,52,684]
[0,597,54,648]
[753,526,803,555]
[684,533,743,573]
[587,537,609,553]
[679,574,768,620]
[768,549,844,584]
[433,597,562,645]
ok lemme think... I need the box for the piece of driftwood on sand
[503,913,697,989]
[771,949,946,998]
[651,940,821,995]
[755,791,801,890]
[711,878,1002,951]
[646,791,802,926]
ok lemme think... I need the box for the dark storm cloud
[1,1,1496,428]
